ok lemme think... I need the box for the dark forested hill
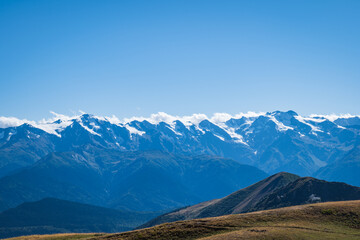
[0,198,157,239]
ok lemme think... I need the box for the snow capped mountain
[0,110,359,177]
[1,110,357,139]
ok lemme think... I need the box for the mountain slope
[315,145,360,187]
[142,173,360,228]
[0,149,267,212]
[251,176,360,211]
[0,198,156,239]
[0,151,107,211]
[0,124,57,178]
[141,172,299,228]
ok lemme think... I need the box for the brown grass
[6,200,360,240]
[5,233,105,240]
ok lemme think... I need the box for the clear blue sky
[1,0,359,120]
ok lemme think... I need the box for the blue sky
[0,0,359,120]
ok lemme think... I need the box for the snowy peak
[0,110,359,178]
[0,111,359,142]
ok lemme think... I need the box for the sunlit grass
[6,201,360,240]
[5,233,105,240]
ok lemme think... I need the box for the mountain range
[1,110,359,179]
[0,110,359,218]
[0,149,266,212]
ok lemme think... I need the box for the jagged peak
[0,111,358,138]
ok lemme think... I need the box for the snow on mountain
[123,112,209,128]
[294,116,324,133]
[0,110,359,177]
[125,124,146,137]
[268,115,294,132]
[0,111,358,142]
[0,112,80,137]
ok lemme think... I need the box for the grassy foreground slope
[6,200,360,240]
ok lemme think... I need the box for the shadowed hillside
[250,176,360,211]
[0,198,157,239]
[141,172,360,228]
[141,172,300,228]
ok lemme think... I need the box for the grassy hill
[5,200,360,240]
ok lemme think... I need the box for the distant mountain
[315,145,360,187]
[142,173,360,228]
[0,124,57,178]
[0,111,359,178]
[0,198,156,239]
[251,177,360,211]
[0,149,266,212]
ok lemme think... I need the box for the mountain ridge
[141,172,360,228]
[1,110,359,179]
[0,149,267,212]
[250,176,360,212]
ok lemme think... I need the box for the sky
[0,0,359,120]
